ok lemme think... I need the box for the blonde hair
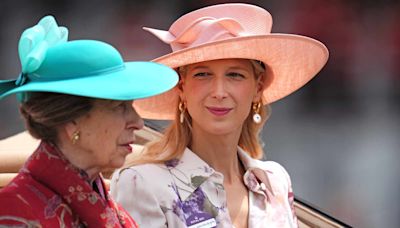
[125,59,271,166]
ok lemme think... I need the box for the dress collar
[238,147,275,199]
[25,141,137,227]
[167,147,273,201]
[164,147,215,201]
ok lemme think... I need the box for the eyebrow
[188,65,252,72]
[227,66,252,72]
[189,65,208,71]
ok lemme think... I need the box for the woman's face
[181,59,263,136]
[73,100,143,170]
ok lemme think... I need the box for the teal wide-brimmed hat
[0,16,178,102]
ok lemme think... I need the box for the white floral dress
[110,147,298,228]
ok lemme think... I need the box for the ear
[177,79,184,91]
[253,72,265,102]
[63,120,79,141]
[177,78,186,101]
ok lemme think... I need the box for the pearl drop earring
[252,102,262,124]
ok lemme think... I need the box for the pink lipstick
[207,107,232,116]
[121,143,133,153]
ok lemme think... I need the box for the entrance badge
[186,212,217,228]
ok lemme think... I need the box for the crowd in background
[1,0,399,227]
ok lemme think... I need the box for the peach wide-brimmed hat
[134,3,329,120]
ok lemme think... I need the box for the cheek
[185,90,206,108]
[184,89,203,111]
[95,121,122,147]
[236,87,255,112]
[238,84,257,100]
[185,99,199,119]
[183,80,208,97]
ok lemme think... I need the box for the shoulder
[0,171,52,202]
[238,148,292,183]
[111,163,175,198]
[113,163,171,185]
[0,185,31,209]
[0,174,43,222]
[110,162,182,225]
[111,163,176,228]
[252,159,293,192]
[1,172,36,197]
[260,160,291,179]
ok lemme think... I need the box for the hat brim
[1,62,178,101]
[134,34,329,119]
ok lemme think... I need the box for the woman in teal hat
[0,16,178,227]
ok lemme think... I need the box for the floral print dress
[111,147,298,228]
[0,141,138,228]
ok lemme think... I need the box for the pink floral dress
[111,147,298,228]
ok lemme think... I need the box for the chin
[110,158,126,169]
[194,119,241,136]
[206,126,236,136]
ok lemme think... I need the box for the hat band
[15,73,28,86]
[20,64,126,84]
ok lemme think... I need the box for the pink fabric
[111,147,298,227]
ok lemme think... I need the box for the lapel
[238,147,275,199]
[167,147,215,201]
[168,147,275,201]
[26,141,137,227]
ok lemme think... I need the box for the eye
[112,101,127,112]
[227,72,245,80]
[193,72,211,78]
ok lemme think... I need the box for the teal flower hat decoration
[0,15,178,103]
[12,16,68,101]
[18,15,68,81]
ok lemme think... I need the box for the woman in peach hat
[111,3,328,228]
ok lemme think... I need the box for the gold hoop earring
[178,101,186,124]
[72,131,80,144]
[252,102,262,124]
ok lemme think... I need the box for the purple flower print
[171,187,217,226]
[165,159,180,168]
[181,188,206,216]
[203,166,213,174]
[170,182,180,197]
[172,198,185,222]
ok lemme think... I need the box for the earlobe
[257,72,265,91]
[178,79,185,92]
[64,120,79,142]
[178,80,186,100]
[253,73,264,102]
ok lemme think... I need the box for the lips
[120,142,134,153]
[207,107,232,116]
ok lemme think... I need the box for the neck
[190,126,244,184]
[56,140,100,182]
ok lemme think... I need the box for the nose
[210,77,228,100]
[126,102,144,131]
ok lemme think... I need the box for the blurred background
[1,0,399,227]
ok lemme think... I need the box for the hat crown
[137,3,329,119]
[146,3,272,52]
[29,40,124,81]
[0,15,180,103]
